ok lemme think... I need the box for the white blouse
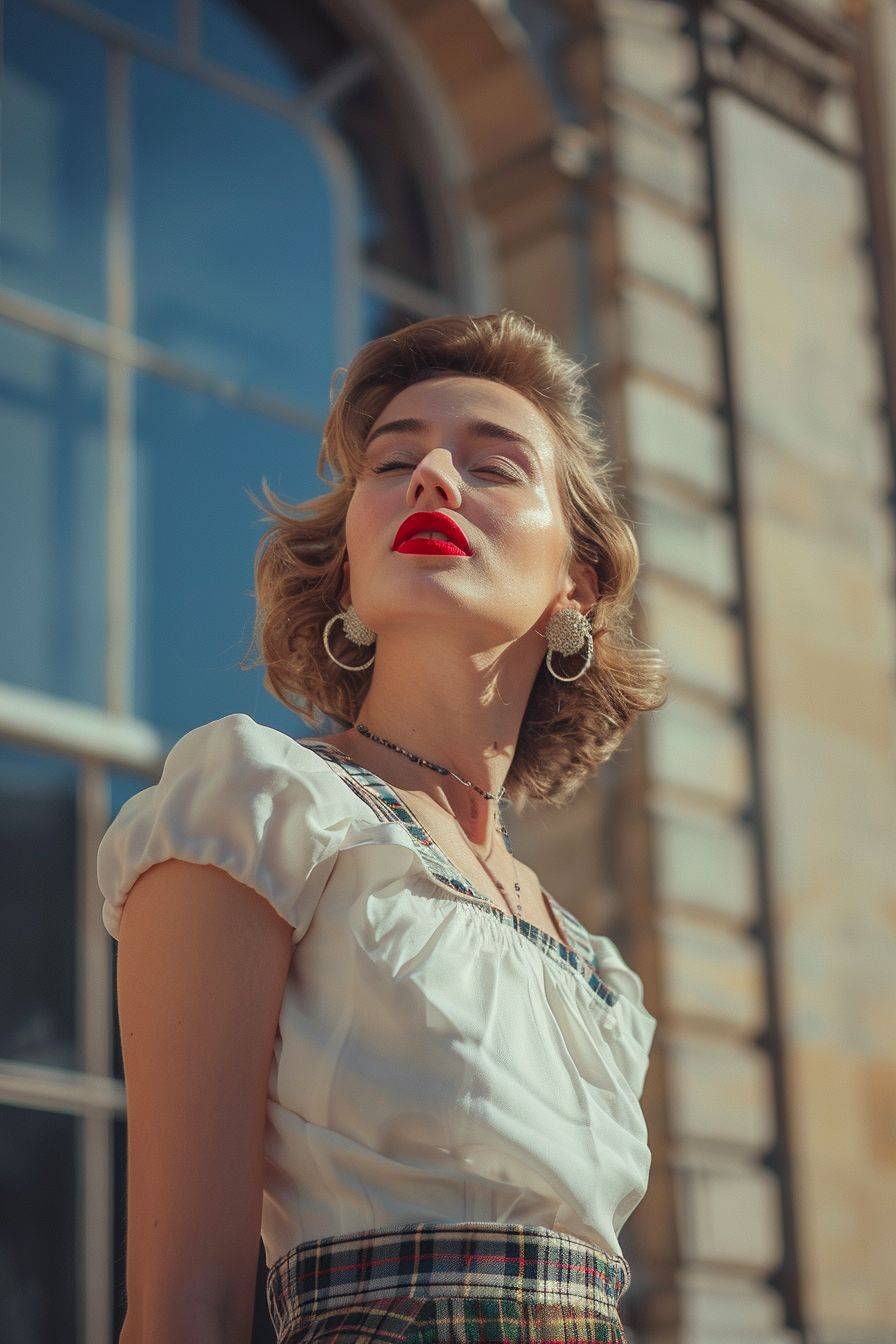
[97,713,656,1268]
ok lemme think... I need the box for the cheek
[343,495,363,564]
[345,487,371,539]
[345,485,389,554]
[495,500,562,561]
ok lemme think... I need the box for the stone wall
[380,1,896,1339]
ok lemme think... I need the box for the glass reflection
[203,0,352,96]
[361,292,428,343]
[0,1105,77,1343]
[325,74,437,288]
[0,0,107,319]
[87,0,175,40]
[132,56,336,409]
[132,369,326,738]
[0,742,79,1068]
[204,0,307,93]
[0,320,107,704]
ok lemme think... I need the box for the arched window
[0,0,460,726]
[0,4,467,1340]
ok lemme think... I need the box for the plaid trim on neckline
[298,739,618,1010]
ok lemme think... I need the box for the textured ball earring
[545,607,594,682]
[322,604,377,671]
[322,604,594,679]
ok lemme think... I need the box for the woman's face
[342,374,578,650]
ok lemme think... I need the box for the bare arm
[114,857,294,1343]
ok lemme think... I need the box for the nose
[406,448,462,510]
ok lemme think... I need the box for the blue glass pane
[0,741,79,1070]
[132,57,337,413]
[133,370,328,739]
[85,0,176,41]
[322,76,438,289]
[361,291,425,342]
[505,0,579,121]
[0,1106,77,1343]
[0,321,107,704]
[203,0,308,94]
[202,0,352,97]
[0,0,107,320]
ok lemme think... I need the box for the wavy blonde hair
[242,310,668,811]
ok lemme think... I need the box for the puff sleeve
[590,933,657,1100]
[97,713,353,943]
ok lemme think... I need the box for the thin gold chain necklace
[353,722,525,920]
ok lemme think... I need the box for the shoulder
[96,714,356,942]
[161,712,336,776]
[138,713,348,839]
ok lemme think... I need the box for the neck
[339,623,542,844]
[344,630,540,846]
[345,719,506,848]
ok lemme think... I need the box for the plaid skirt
[266,1220,631,1344]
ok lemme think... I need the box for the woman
[98,311,669,1343]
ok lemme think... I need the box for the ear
[565,556,599,616]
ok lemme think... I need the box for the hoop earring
[323,605,376,671]
[545,607,594,682]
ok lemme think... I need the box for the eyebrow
[363,416,538,457]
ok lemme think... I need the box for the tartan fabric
[266,1220,631,1344]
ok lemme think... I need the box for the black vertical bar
[685,1,806,1332]
[853,8,896,520]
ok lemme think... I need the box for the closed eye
[372,459,520,481]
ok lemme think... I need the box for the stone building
[0,2,893,1342]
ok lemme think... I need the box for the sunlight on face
[343,375,573,648]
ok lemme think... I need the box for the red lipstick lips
[391,510,472,556]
